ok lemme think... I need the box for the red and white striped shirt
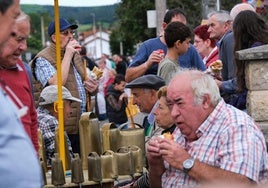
[162,99,268,187]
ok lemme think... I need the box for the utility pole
[41,16,45,47]
[155,0,166,36]
[202,0,220,19]
[91,13,96,59]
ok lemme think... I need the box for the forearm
[148,162,165,188]
[49,54,72,85]
[187,160,253,185]
[125,62,149,82]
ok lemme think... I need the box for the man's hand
[119,93,128,101]
[65,39,81,56]
[147,138,164,165]
[145,50,165,68]
[84,76,98,95]
[158,138,191,170]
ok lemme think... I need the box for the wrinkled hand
[65,39,81,55]
[147,137,166,175]
[157,138,190,170]
[147,137,163,165]
[84,76,98,95]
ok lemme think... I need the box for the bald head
[230,3,255,20]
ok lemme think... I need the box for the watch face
[184,159,194,168]
[183,158,194,173]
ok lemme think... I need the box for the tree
[111,0,156,56]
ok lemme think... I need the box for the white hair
[172,69,221,107]
[207,10,232,23]
[16,11,30,23]
[230,3,255,20]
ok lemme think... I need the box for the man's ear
[162,22,168,30]
[202,94,211,109]
[51,35,56,43]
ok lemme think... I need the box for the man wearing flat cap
[31,18,98,154]
[117,74,165,188]
[125,74,166,140]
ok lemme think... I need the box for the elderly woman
[193,24,218,68]
[153,86,176,134]
[117,86,176,188]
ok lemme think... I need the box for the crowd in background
[2,0,268,187]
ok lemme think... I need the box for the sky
[20,0,121,7]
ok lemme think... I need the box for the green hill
[21,4,118,25]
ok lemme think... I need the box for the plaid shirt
[35,57,86,113]
[162,99,268,187]
[37,106,74,165]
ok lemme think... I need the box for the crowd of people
[1,0,268,187]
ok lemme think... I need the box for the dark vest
[30,43,85,134]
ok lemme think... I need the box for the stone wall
[235,45,268,141]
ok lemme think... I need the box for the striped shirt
[162,99,268,187]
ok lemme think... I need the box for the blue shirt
[129,37,205,73]
[0,83,43,187]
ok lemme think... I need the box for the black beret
[126,74,166,90]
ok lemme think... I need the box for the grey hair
[230,3,255,20]
[16,11,30,23]
[173,69,221,107]
[207,10,233,23]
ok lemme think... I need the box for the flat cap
[126,74,166,90]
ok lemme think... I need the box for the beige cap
[39,85,82,105]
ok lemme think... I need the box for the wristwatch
[183,158,195,173]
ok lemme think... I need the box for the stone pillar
[235,44,268,139]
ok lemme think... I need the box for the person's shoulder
[223,31,234,42]
[143,37,159,43]
[187,44,200,54]
[142,37,162,46]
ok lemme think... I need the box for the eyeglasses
[194,40,203,44]
[60,30,76,36]
[11,32,28,43]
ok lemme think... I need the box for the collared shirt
[37,106,74,165]
[0,82,42,187]
[162,99,268,187]
[35,57,86,113]
[145,101,163,143]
